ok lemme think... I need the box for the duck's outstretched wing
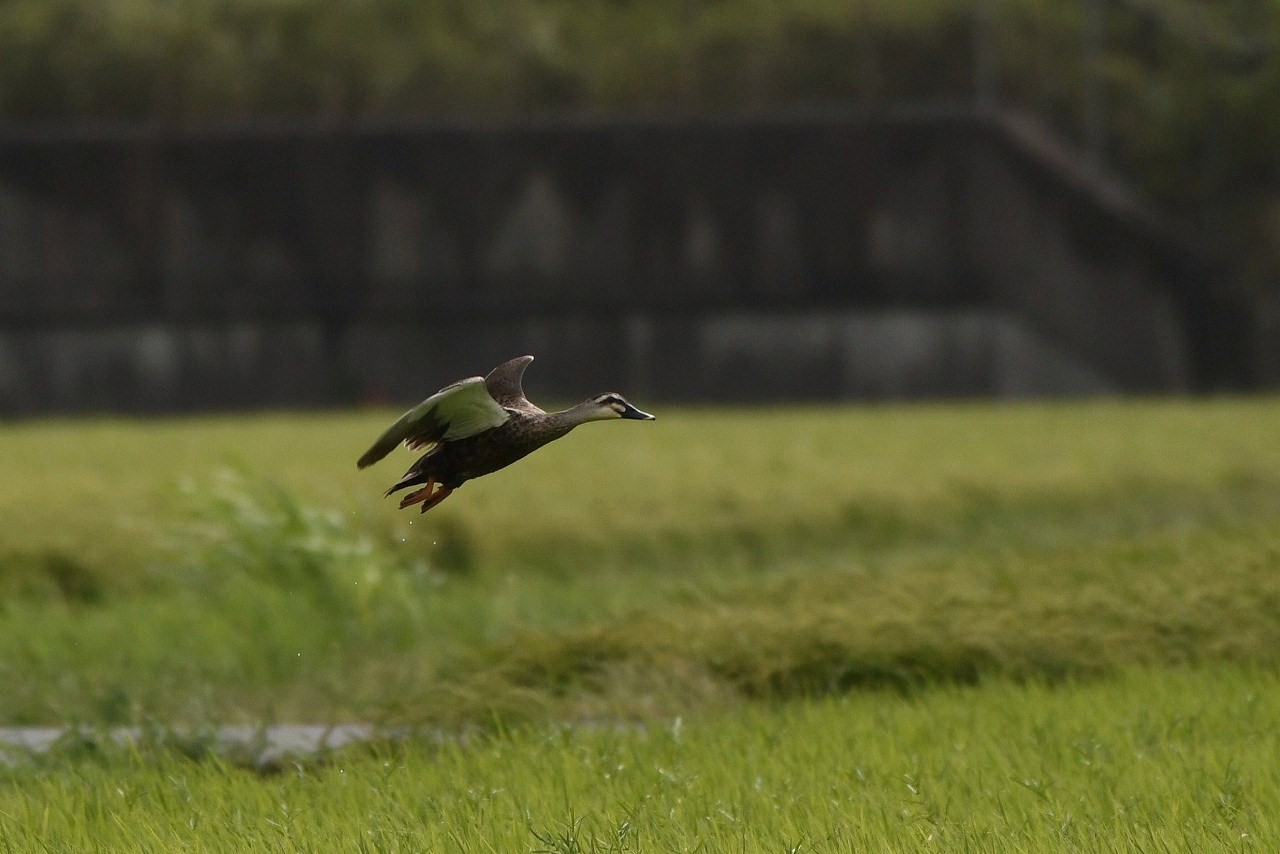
[484,355,537,410]
[357,377,511,469]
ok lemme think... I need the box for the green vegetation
[2,398,1280,848]
[0,399,1277,727]
[0,0,994,117]
[3,667,1280,850]
[1,0,1277,280]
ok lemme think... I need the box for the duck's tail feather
[385,468,429,497]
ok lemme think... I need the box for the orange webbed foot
[419,485,453,513]
[399,477,436,510]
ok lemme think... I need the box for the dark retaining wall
[0,109,1248,414]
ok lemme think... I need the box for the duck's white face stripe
[595,394,628,416]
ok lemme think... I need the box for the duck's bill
[620,403,656,421]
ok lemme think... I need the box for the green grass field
[4,667,1280,851]
[1,398,1279,849]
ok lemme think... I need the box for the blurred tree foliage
[0,0,1276,294]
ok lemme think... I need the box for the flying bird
[357,355,655,513]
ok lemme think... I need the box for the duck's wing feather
[484,355,537,410]
[356,377,511,469]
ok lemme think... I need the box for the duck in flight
[357,355,654,513]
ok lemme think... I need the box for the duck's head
[581,392,655,423]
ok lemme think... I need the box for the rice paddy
[1,397,1278,849]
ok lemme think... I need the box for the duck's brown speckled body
[358,356,654,513]
[393,409,577,490]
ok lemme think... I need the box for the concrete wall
[0,310,1113,416]
[0,110,1240,415]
